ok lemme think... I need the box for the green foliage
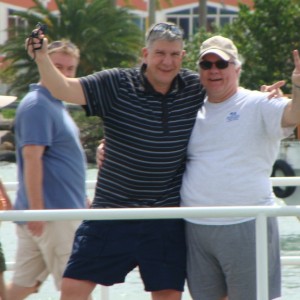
[184,0,300,94]
[0,0,143,160]
[183,27,222,72]
[69,109,103,160]
[221,0,300,93]
[0,0,143,96]
[0,109,15,119]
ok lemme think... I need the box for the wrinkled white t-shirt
[181,88,294,225]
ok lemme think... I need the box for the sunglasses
[199,60,234,70]
[147,23,183,40]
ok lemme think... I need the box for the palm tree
[0,0,143,96]
[147,0,173,28]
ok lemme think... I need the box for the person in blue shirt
[7,40,90,300]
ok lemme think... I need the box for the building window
[166,4,238,39]
[8,9,27,39]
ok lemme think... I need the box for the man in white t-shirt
[180,36,300,300]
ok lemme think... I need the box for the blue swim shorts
[63,219,186,292]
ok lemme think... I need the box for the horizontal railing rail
[4,176,300,192]
[0,204,300,222]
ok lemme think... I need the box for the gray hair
[233,57,242,69]
[145,22,184,48]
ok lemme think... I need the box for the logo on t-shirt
[226,112,240,122]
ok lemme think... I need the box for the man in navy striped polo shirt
[27,22,205,300]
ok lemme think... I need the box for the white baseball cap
[199,35,238,61]
[0,95,17,109]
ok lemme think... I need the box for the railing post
[256,214,269,300]
[101,286,109,300]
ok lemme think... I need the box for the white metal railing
[2,177,300,300]
[4,176,300,191]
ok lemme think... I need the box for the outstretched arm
[282,50,300,127]
[26,33,86,105]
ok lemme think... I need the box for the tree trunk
[148,0,156,28]
[199,0,207,30]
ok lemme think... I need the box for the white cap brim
[0,96,17,109]
[200,49,231,61]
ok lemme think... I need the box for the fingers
[260,81,285,99]
[260,85,267,92]
[293,49,300,72]
[30,37,44,50]
[268,89,283,99]
[25,37,41,50]
[263,80,285,92]
[292,50,300,87]
[25,38,34,58]
[25,36,48,61]
[96,139,106,168]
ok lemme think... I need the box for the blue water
[1,162,300,299]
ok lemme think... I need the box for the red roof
[0,0,57,10]
[1,0,253,11]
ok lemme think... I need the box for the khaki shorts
[12,220,81,290]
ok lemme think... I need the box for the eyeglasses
[199,60,234,70]
[48,40,77,51]
[147,23,183,40]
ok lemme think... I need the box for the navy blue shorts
[63,219,186,291]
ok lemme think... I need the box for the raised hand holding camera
[26,22,47,60]
[29,22,47,50]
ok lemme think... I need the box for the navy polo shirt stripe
[80,66,205,208]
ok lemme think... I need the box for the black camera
[29,23,47,50]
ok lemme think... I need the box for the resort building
[0,0,253,93]
[0,0,253,44]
